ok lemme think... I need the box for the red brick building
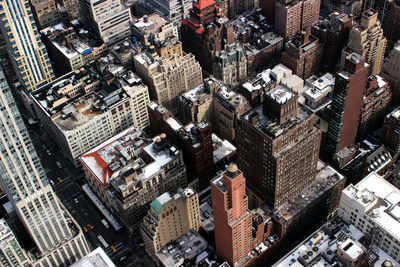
[325,53,369,162]
[211,165,252,266]
[275,0,321,41]
[281,31,322,79]
[148,102,215,189]
[381,107,400,154]
[181,0,235,73]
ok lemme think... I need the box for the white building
[79,0,132,44]
[338,172,400,262]
[70,247,115,267]
[0,69,89,266]
[31,64,150,165]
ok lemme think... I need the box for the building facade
[78,0,132,44]
[345,9,387,75]
[381,41,400,103]
[325,53,369,163]
[30,0,60,29]
[211,165,252,266]
[0,68,89,266]
[134,52,202,113]
[237,86,322,209]
[0,0,55,92]
[79,129,188,230]
[381,107,400,154]
[275,0,321,41]
[141,188,201,260]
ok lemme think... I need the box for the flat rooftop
[273,219,399,267]
[70,247,115,267]
[212,134,236,164]
[215,86,248,108]
[79,128,181,192]
[133,13,170,36]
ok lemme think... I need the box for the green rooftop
[150,192,173,214]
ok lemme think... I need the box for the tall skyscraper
[325,53,369,163]
[0,68,89,266]
[211,165,252,267]
[237,86,321,209]
[0,0,55,92]
[345,9,386,75]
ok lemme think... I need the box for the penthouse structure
[281,31,322,80]
[79,129,188,229]
[181,0,235,73]
[78,0,132,44]
[237,86,322,209]
[345,9,386,75]
[275,0,321,41]
[358,75,392,139]
[141,188,201,260]
[41,22,107,75]
[213,87,251,142]
[381,108,400,154]
[338,172,400,263]
[148,102,214,189]
[302,73,335,111]
[134,52,202,113]
[31,63,150,164]
[211,165,252,266]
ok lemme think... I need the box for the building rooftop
[273,218,399,266]
[133,13,169,37]
[212,134,236,164]
[199,195,214,233]
[242,69,274,92]
[70,247,116,267]
[274,161,345,223]
[342,172,400,240]
[215,86,248,109]
[79,128,181,193]
[41,22,103,59]
[150,188,195,214]
[156,230,208,267]
[301,73,335,112]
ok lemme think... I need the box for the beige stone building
[345,9,387,75]
[59,0,79,20]
[30,0,60,29]
[134,52,203,113]
[216,0,259,18]
[141,188,201,260]
[381,41,400,102]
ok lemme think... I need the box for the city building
[0,0,55,92]
[275,0,321,41]
[141,187,201,260]
[213,86,251,142]
[211,165,252,266]
[30,0,60,29]
[0,68,89,266]
[212,134,237,171]
[345,9,387,75]
[301,72,335,112]
[177,78,220,125]
[136,0,192,29]
[338,172,400,263]
[381,107,400,154]
[231,10,283,74]
[281,31,322,80]
[70,247,115,267]
[237,85,322,209]
[321,0,362,17]
[31,63,150,164]
[78,0,132,44]
[134,52,202,113]
[325,53,369,165]
[79,129,188,230]
[147,102,214,189]
[0,219,31,267]
[274,218,399,267]
[381,41,400,103]
[41,22,107,75]
[59,0,79,20]
[181,0,235,73]
[311,12,355,72]
[155,230,208,267]
[380,0,400,49]
[358,75,392,140]
[216,0,259,18]
[213,43,247,87]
